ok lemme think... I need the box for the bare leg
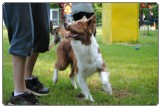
[25,52,39,78]
[12,55,26,93]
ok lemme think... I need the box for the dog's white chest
[71,35,103,77]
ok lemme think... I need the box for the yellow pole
[102,3,139,44]
[102,3,112,44]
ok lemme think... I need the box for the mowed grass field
[2,27,158,105]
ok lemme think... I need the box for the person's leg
[65,14,68,23]
[3,3,39,105]
[25,52,39,78]
[3,3,33,93]
[24,3,50,96]
[68,14,72,23]
[12,55,26,95]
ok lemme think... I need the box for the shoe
[25,76,49,96]
[8,92,39,105]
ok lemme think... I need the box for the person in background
[64,3,72,24]
[72,3,94,21]
[3,3,50,105]
[59,3,65,21]
[71,3,96,36]
[149,9,154,27]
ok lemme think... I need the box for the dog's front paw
[52,69,58,84]
[84,93,95,102]
[52,76,58,84]
[70,76,77,89]
[102,83,112,95]
[89,97,95,102]
[84,96,94,102]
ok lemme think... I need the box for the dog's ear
[51,27,59,35]
[81,16,87,21]
[55,27,59,32]
[87,15,96,34]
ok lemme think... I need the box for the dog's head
[49,25,78,51]
[65,15,96,45]
[50,20,68,45]
[50,24,71,46]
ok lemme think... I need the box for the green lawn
[2,28,158,105]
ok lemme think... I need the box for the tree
[93,3,102,26]
[50,3,59,8]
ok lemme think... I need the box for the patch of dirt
[113,89,132,98]
[75,89,132,100]
[76,93,85,98]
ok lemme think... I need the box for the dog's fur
[51,15,112,102]
[49,25,67,50]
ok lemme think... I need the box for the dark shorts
[3,3,50,56]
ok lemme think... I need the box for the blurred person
[64,3,72,24]
[72,3,94,21]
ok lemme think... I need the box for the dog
[51,15,112,102]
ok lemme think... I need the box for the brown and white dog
[51,15,112,102]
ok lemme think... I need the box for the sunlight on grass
[2,27,158,105]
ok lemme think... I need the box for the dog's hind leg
[99,62,112,95]
[70,64,77,89]
[52,60,69,84]
[76,72,94,102]
[53,68,58,84]
[52,46,69,84]
[52,59,68,84]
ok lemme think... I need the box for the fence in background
[50,8,102,28]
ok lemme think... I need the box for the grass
[2,28,158,105]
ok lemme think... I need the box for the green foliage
[140,3,158,18]
[151,5,158,18]
[50,3,59,9]
[93,3,102,26]
[93,3,102,9]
